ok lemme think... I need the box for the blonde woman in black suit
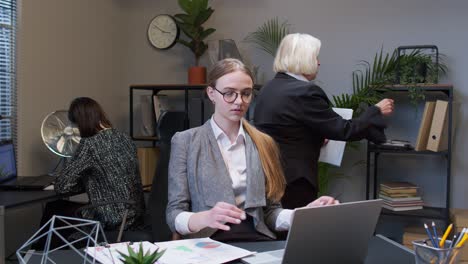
[254,33,394,209]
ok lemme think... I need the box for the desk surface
[22,234,415,264]
[230,234,414,264]
[0,191,62,210]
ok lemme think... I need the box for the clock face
[148,15,179,50]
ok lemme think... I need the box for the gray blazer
[166,121,283,239]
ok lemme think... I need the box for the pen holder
[413,239,463,264]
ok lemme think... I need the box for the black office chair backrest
[157,111,186,142]
[150,111,186,242]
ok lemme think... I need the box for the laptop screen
[0,143,17,179]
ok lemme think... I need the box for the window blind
[0,0,16,142]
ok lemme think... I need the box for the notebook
[241,199,383,264]
[0,142,55,190]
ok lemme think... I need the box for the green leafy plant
[396,50,448,107]
[174,0,216,66]
[397,50,447,84]
[332,47,448,111]
[244,17,291,57]
[332,48,399,117]
[318,47,449,195]
[118,243,166,264]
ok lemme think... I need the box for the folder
[426,100,448,152]
[415,101,436,151]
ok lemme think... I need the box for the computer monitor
[0,142,17,182]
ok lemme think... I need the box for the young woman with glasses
[166,58,338,242]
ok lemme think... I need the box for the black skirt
[210,215,273,242]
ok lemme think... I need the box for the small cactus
[118,243,166,264]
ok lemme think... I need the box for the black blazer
[253,72,386,188]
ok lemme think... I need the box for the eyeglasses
[213,87,253,103]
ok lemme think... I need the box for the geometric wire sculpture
[16,215,108,264]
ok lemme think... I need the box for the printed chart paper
[155,237,254,264]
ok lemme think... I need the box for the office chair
[74,199,152,243]
[149,111,186,242]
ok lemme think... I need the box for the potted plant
[118,243,166,264]
[174,0,216,84]
[320,47,448,195]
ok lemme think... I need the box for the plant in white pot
[174,0,216,84]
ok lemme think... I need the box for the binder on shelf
[415,101,436,151]
[426,100,449,152]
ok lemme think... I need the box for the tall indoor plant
[244,17,291,57]
[174,0,216,84]
[244,17,290,83]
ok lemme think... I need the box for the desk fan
[41,110,81,158]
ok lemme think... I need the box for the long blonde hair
[243,120,285,202]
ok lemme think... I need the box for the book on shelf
[379,191,419,198]
[380,189,418,196]
[380,181,418,190]
[382,204,423,211]
[379,194,422,202]
[380,182,419,194]
[383,200,424,207]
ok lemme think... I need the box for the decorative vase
[188,66,206,84]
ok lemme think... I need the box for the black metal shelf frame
[365,84,453,222]
[129,84,207,142]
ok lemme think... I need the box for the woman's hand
[321,139,329,147]
[306,196,340,207]
[375,98,394,116]
[189,202,246,232]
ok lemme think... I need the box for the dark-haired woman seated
[39,97,145,245]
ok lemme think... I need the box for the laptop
[241,199,383,264]
[0,142,55,190]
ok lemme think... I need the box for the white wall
[16,0,467,207]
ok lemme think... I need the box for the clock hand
[154,24,170,33]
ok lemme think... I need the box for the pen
[432,221,439,247]
[439,223,453,248]
[424,223,438,248]
[456,232,468,248]
[454,228,466,246]
[450,232,460,248]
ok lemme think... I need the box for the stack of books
[379,182,424,211]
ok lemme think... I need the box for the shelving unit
[366,84,453,223]
[129,84,262,141]
[129,84,207,141]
